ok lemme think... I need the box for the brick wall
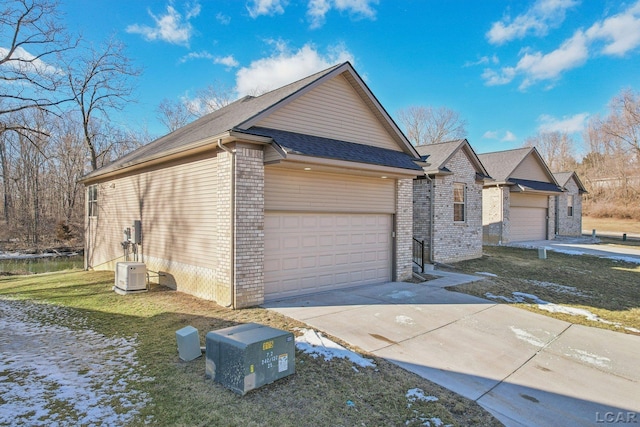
[395,178,413,281]
[482,186,509,244]
[412,178,431,254]
[431,150,483,263]
[233,145,265,308]
[556,179,583,236]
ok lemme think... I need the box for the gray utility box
[205,323,295,395]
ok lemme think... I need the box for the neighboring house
[81,62,424,308]
[413,140,491,263]
[478,147,563,244]
[553,171,588,237]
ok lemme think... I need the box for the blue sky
[59,0,640,155]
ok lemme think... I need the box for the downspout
[427,175,434,263]
[498,183,503,245]
[218,139,236,309]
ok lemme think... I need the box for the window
[567,195,573,217]
[453,182,465,222]
[88,185,98,217]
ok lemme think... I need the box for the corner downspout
[427,175,434,263]
[218,139,236,309]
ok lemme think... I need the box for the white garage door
[510,207,547,241]
[264,212,392,300]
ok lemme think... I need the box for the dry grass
[583,216,640,235]
[0,271,501,426]
[446,246,640,335]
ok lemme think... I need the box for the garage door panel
[264,212,392,300]
[511,207,547,241]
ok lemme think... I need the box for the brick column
[233,145,265,308]
[395,178,413,281]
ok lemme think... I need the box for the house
[478,147,563,244]
[413,140,491,263]
[553,171,587,237]
[81,62,424,308]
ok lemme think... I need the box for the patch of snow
[485,292,519,303]
[388,290,417,299]
[570,349,611,368]
[475,272,498,277]
[524,280,591,297]
[295,329,375,368]
[547,248,585,256]
[0,298,153,426]
[509,326,547,348]
[406,388,438,403]
[395,315,415,325]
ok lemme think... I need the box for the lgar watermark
[596,412,638,424]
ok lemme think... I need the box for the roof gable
[553,171,588,193]
[479,147,557,184]
[83,62,419,181]
[415,139,490,177]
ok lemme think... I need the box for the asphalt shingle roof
[510,178,563,193]
[477,147,531,182]
[247,127,423,171]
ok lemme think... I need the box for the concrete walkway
[508,237,640,262]
[264,271,640,426]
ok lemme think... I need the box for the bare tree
[157,98,192,133]
[0,0,75,130]
[396,105,467,146]
[599,88,640,157]
[157,82,234,133]
[523,131,577,172]
[66,37,141,170]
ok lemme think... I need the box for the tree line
[1,0,638,250]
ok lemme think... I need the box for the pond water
[0,255,84,275]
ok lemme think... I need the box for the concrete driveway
[264,272,640,426]
[508,237,640,262]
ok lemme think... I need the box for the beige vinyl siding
[256,75,401,152]
[511,193,549,208]
[511,154,551,182]
[265,167,395,213]
[87,152,221,275]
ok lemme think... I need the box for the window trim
[88,184,98,218]
[567,194,574,217]
[453,182,466,223]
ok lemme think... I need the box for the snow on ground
[294,328,375,368]
[404,389,450,427]
[0,298,153,426]
[475,272,498,277]
[544,246,640,264]
[485,292,640,334]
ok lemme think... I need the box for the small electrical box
[131,220,142,244]
[205,323,295,395]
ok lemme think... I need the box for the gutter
[218,138,236,309]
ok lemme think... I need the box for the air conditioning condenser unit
[114,262,147,295]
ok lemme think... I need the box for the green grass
[447,246,640,334]
[0,271,500,426]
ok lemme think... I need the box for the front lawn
[447,246,640,335]
[0,271,500,426]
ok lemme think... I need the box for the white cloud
[126,3,200,46]
[515,30,589,89]
[215,55,239,68]
[501,131,517,142]
[465,55,499,67]
[0,46,60,75]
[307,0,378,29]
[482,130,516,142]
[216,12,231,25]
[487,0,578,45]
[537,112,589,133]
[179,51,239,68]
[247,0,287,18]
[483,1,640,89]
[586,1,640,56]
[483,130,499,139]
[235,42,354,96]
